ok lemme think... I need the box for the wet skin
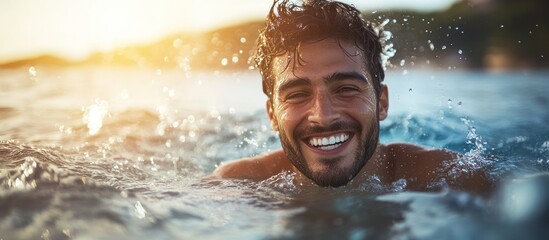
[212,39,493,195]
[266,39,384,187]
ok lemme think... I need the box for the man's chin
[308,168,355,187]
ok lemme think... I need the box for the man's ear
[378,84,389,121]
[266,99,279,131]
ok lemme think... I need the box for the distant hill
[0,55,75,68]
[0,21,264,70]
[1,0,547,70]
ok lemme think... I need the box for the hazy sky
[0,0,458,63]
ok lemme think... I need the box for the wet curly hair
[254,0,384,100]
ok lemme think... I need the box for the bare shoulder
[387,143,493,195]
[388,142,457,185]
[387,143,458,163]
[211,150,292,181]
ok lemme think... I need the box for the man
[212,0,492,194]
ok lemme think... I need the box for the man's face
[267,39,388,187]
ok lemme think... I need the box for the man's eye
[285,92,309,100]
[337,86,360,93]
[286,92,307,99]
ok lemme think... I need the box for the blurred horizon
[0,0,459,64]
[0,0,547,70]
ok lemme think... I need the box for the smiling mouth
[307,133,351,151]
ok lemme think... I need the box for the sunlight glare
[83,100,109,136]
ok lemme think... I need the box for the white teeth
[319,143,341,151]
[308,133,350,147]
[322,138,329,145]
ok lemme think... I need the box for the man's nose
[307,93,340,126]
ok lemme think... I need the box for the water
[1,66,548,239]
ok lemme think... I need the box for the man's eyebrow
[277,77,311,94]
[325,71,369,84]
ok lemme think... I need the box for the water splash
[259,171,298,193]
[373,19,396,69]
[462,118,487,161]
[133,201,147,219]
[82,100,109,136]
[4,157,38,190]
[443,118,493,181]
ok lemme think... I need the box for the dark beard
[278,119,379,187]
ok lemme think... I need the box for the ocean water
[1,66,548,239]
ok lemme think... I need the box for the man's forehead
[273,39,362,64]
[271,39,370,85]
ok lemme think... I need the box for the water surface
[1,67,548,239]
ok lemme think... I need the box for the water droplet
[188,131,196,138]
[447,99,453,109]
[187,115,195,123]
[429,43,435,51]
[458,101,462,107]
[500,25,504,28]
[172,38,183,48]
[221,58,228,66]
[240,37,247,43]
[232,55,239,63]
[28,66,37,77]
[133,201,147,219]
[442,45,447,50]
[400,59,406,66]
[403,18,408,22]
[409,88,413,92]
[458,49,463,54]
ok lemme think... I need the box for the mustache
[294,121,361,138]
